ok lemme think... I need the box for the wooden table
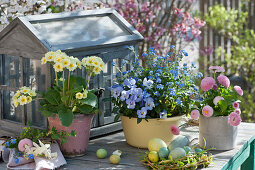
[0,122,255,170]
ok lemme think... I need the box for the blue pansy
[159,110,167,119]
[112,86,123,99]
[155,91,161,97]
[137,107,147,118]
[145,97,155,110]
[126,99,136,109]
[28,154,34,159]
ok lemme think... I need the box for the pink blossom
[217,75,230,88]
[209,66,225,72]
[213,96,224,105]
[200,77,216,92]
[235,109,241,114]
[190,109,200,120]
[234,86,243,96]
[202,105,214,117]
[232,102,239,109]
[170,124,180,135]
[228,112,242,126]
[212,84,218,91]
[18,138,33,152]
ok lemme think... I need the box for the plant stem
[68,71,70,91]
[86,70,92,90]
[55,71,58,86]
[62,70,65,96]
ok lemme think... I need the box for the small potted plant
[190,66,243,150]
[12,50,105,156]
[110,46,202,148]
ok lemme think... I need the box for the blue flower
[28,154,34,159]
[111,62,116,66]
[169,88,175,96]
[137,107,147,118]
[196,72,203,79]
[122,71,127,75]
[135,88,143,102]
[5,141,9,147]
[120,91,130,101]
[17,152,23,157]
[179,83,185,88]
[126,99,136,109]
[175,82,180,86]
[191,62,197,68]
[145,97,155,110]
[166,82,173,86]
[143,91,150,98]
[121,60,128,66]
[194,86,198,91]
[155,73,160,77]
[157,69,162,73]
[149,71,153,74]
[159,110,167,119]
[176,98,182,105]
[116,72,121,78]
[112,86,123,99]
[156,84,164,89]
[170,45,175,48]
[149,47,154,52]
[152,64,156,67]
[142,53,148,57]
[156,77,161,83]
[10,139,16,144]
[14,158,19,164]
[168,52,173,56]
[155,91,161,97]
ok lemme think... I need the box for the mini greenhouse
[0,8,143,136]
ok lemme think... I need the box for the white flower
[41,57,47,64]
[62,58,71,68]
[53,63,63,72]
[93,67,101,74]
[45,51,55,62]
[53,55,62,63]
[83,90,88,99]
[143,78,154,89]
[28,90,36,97]
[26,96,32,103]
[76,92,83,99]
[19,95,27,105]
[27,140,57,159]
[67,61,77,71]
[87,57,94,66]
[81,58,88,67]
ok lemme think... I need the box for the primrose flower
[83,90,88,99]
[234,86,243,96]
[18,138,33,152]
[228,112,242,126]
[200,77,215,92]
[41,57,47,64]
[202,105,213,117]
[137,107,147,118]
[76,92,83,99]
[190,109,200,120]
[19,95,27,105]
[213,96,224,105]
[235,109,241,114]
[53,62,63,72]
[67,62,77,71]
[232,102,239,109]
[145,97,155,110]
[217,75,230,88]
[170,124,180,135]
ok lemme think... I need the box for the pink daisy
[228,112,242,126]
[18,138,33,152]
[190,109,200,120]
[213,96,224,105]
[232,102,239,109]
[202,105,213,117]
[209,66,225,72]
[170,124,180,135]
[234,86,243,96]
[200,77,216,92]
[217,75,230,88]
[234,109,241,114]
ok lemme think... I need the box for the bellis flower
[213,96,224,105]
[232,102,239,109]
[190,109,200,120]
[200,77,215,92]
[228,112,242,126]
[217,75,230,88]
[202,105,213,117]
[234,86,243,96]
[170,124,180,135]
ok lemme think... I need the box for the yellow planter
[121,115,183,148]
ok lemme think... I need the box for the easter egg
[96,149,107,159]
[148,138,167,152]
[158,147,169,159]
[148,151,159,162]
[109,154,121,164]
[184,146,192,154]
[169,147,186,160]
[168,135,189,151]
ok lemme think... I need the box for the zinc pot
[48,114,94,157]
[121,115,182,148]
[199,115,237,150]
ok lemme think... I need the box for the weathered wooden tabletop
[1,122,255,170]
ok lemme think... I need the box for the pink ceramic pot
[48,114,94,157]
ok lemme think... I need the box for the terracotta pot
[199,115,237,150]
[121,115,182,148]
[48,114,94,157]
